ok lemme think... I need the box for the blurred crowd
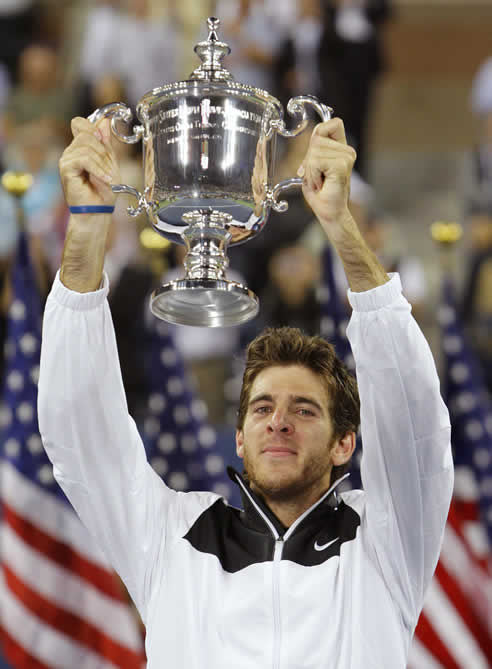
[0,0,491,428]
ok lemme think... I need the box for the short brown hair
[237,327,360,484]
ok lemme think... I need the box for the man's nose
[267,408,294,435]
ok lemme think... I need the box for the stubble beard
[242,438,335,504]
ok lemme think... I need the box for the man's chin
[248,470,308,503]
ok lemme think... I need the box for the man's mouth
[262,446,297,457]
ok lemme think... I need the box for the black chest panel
[183,497,361,573]
[282,502,360,566]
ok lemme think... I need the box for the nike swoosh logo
[314,537,339,552]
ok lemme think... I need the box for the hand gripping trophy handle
[266,95,333,213]
[87,103,151,216]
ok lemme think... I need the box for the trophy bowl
[89,17,332,327]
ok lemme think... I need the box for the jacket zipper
[234,473,349,669]
[234,477,283,668]
[272,537,284,669]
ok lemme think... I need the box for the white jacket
[38,272,453,669]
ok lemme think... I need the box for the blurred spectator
[0,63,10,166]
[2,43,76,143]
[2,120,65,284]
[215,0,285,92]
[0,0,36,83]
[0,63,9,112]
[318,0,392,177]
[79,1,123,91]
[256,243,321,335]
[459,56,492,392]
[462,55,492,221]
[1,45,72,282]
[172,0,214,77]
[262,0,298,35]
[470,55,492,120]
[0,35,74,357]
[461,202,492,394]
[121,0,178,101]
[275,0,325,106]
[80,0,178,109]
[301,170,427,320]
[107,248,155,425]
[0,189,18,261]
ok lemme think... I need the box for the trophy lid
[190,17,234,82]
[137,15,284,113]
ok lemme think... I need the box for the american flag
[138,313,237,504]
[319,249,492,667]
[408,277,492,669]
[0,231,146,668]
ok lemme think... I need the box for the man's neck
[259,484,331,529]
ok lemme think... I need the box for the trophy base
[150,279,259,327]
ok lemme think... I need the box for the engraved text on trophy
[159,100,262,146]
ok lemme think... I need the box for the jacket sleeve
[37,272,213,624]
[346,273,453,629]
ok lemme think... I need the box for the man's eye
[255,406,271,414]
[298,408,314,416]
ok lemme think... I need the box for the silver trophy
[89,17,332,327]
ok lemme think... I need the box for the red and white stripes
[0,461,145,668]
[409,499,492,669]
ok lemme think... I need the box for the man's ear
[330,431,356,466]
[236,429,244,459]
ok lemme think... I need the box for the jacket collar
[227,466,349,538]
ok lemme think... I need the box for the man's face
[236,365,337,503]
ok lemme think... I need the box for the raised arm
[301,119,453,624]
[38,118,216,623]
[299,118,389,292]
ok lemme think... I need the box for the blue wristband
[69,205,115,214]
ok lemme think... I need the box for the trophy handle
[88,102,146,144]
[87,103,151,217]
[267,95,333,213]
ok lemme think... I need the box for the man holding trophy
[38,18,453,669]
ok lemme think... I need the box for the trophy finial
[207,17,220,40]
[190,16,233,82]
